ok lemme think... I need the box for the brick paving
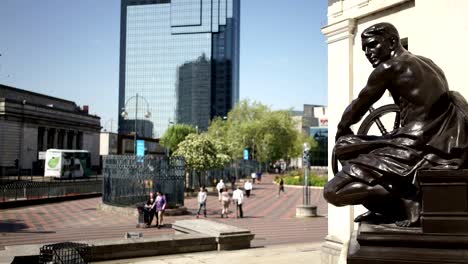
[0,174,327,248]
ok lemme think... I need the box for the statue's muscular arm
[336,63,395,140]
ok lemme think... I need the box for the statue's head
[361,23,401,68]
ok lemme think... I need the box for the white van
[44,149,91,178]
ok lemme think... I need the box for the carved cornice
[321,19,357,44]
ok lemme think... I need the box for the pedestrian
[244,180,253,198]
[230,176,237,189]
[251,172,257,184]
[278,177,285,196]
[221,188,231,218]
[196,186,207,218]
[232,186,244,218]
[155,191,166,228]
[143,192,156,227]
[256,171,262,183]
[216,179,225,201]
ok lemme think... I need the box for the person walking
[155,191,166,228]
[230,176,237,189]
[256,171,262,183]
[251,172,257,184]
[220,188,231,218]
[244,180,253,198]
[278,177,285,196]
[232,186,244,218]
[196,186,207,218]
[216,179,225,201]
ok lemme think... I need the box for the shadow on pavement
[0,219,56,234]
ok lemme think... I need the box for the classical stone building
[321,1,468,263]
[0,84,100,176]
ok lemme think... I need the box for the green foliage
[209,99,317,164]
[160,124,197,152]
[275,169,327,187]
[172,133,230,172]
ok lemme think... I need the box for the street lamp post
[121,93,151,154]
[295,142,317,217]
[303,142,311,205]
[166,120,174,156]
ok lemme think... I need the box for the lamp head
[121,110,128,119]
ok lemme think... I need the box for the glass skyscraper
[118,0,240,138]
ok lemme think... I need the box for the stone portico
[0,84,100,176]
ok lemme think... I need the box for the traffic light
[14,159,19,168]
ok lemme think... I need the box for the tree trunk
[197,170,202,188]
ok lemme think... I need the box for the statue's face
[361,35,393,68]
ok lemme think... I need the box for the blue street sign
[136,140,145,157]
[243,148,249,160]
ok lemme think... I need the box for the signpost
[136,140,145,156]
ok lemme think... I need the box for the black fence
[39,242,90,264]
[102,155,185,207]
[187,159,263,189]
[1,177,101,203]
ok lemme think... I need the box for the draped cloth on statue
[335,91,468,191]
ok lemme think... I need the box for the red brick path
[0,174,327,248]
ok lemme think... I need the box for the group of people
[142,191,167,228]
[217,179,246,218]
[195,178,255,219]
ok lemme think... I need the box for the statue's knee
[324,183,342,207]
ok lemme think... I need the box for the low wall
[88,233,217,262]
[2,233,217,263]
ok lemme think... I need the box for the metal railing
[39,242,90,264]
[102,155,186,207]
[187,159,262,189]
[1,177,102,202]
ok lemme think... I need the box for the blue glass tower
[118,0,240,138]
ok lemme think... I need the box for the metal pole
[134,93,138,154]
[303,144,310,205]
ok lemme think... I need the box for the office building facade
[118,0,240,138]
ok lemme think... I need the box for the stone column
[321,18,357,264]
[53,129,58,149]
[71,131,76,149]
[63,130,68,149]
[43,128,48,151]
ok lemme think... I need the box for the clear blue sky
[0,0,328,131]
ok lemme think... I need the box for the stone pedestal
[348,169,468,263]
[419,169,468,234]
[295,204,317,217]
[348,223,468,263]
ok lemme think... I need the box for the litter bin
[137,205,146,228]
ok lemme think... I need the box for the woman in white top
[244,180,253,198]
[196,186,208,218]
[216,179,225,201]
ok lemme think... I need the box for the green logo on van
[48,157,59,168]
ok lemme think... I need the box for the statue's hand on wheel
[336,126,354,142]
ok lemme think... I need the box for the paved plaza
[0,174,327,255]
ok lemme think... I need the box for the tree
[173,133,230,187]
[160,124,197,153]
[210,99,315,168]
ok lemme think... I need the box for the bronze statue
[324,22,468,227]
